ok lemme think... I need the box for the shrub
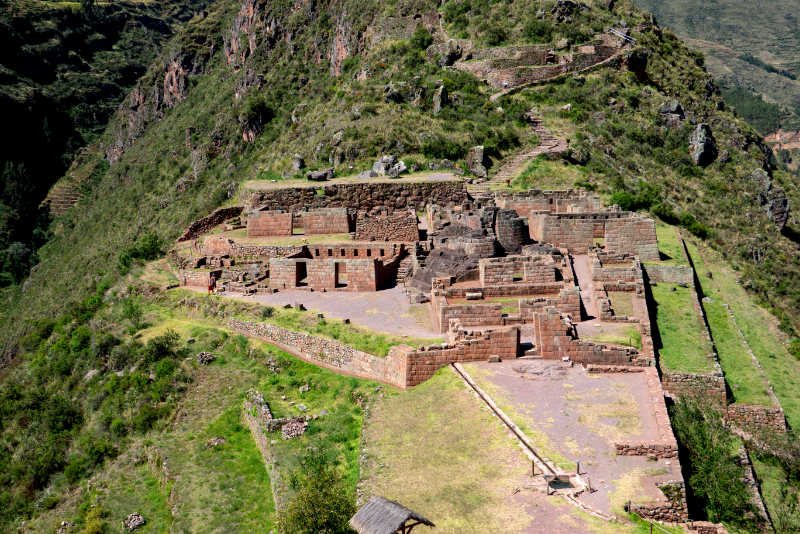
[669,400,756,526]
[409,26,433,50]
[277,452,356,534]
[524,18,552,43]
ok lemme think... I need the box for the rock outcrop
[689,124,718,167]
[466,146,489,179]
[751,169,790,229]
[433,85,448,114]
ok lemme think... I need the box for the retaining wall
[247,210,293,237]
[178,206,244,242]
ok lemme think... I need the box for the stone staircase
[395,253,415,284]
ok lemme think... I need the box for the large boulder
[433,85,448,115]
[689,124,718,167]
[466,146,489,179]
[372,155,397,175]
[659,100,685,129]
[426,39,463,67]
[306,167,334,181]
[751,168,790,229]
[291,153,305,172]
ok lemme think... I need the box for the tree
[277,452,356,534]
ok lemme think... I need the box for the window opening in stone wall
[354,250,359,257]
[380,249,385,256]
[367,249,371,257]
[315,249,319,256]
[328,249,332,256]
[296,261,308,287]
[341,249,345,256]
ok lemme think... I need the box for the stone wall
[228,318,402,385]
[644,264,694,285]
[179,269,219,288]
[229,319,519,389]
[307,243,404,260]
[302,208,352,235]
[246,180,467,212]
[431,295,504,333]
[660,370,727,405]
[269,257,384,292]
[496,189,604,216]
[605,215,659,261]
[519,288,582,322]
[392,326,521,387]
[479,255,557,286]
[354,210,419,242]
[529,212,596,252]
[178,206,244,242]
[247,210,293,237]
[629,481,688,523]
[533,307,646,365]
[199,236,305,260]
[726,404,788,433]
[495,209,529,253]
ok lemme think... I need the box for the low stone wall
[246,180,467,213]
[495,189,603,216]
[685,522,730,534]
[199,236,305,260]
[605,215,659,261]
[661,370,727,406]
[644,264,694,285]
[179,269,219,288]
[178,206,243,242]
[629,480,688,523]
[615,443,678,459]
[228,318,400,384]
[229,319,520,389]
[355,210,419,242]
[726,404,787,433]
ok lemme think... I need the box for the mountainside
[0,0,211,286]
[633,0,800,134]
[2,0,800,531]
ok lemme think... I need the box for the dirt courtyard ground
[359,368,655,534]
[463,360,681,516]
[233,286,439,338]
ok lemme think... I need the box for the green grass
[154,290,443,357]
[583,325,642,350]
[508,154,590,190]
[701,299,772,406]
[654,223,688,265]
[650,284,716,374]
[607,291,634,317]
[685,239,800,428]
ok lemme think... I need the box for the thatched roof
[349,497,435,534]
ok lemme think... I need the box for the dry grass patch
[360,368,538,533]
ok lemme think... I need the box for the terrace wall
[726,404,788,433]
[643,264,694,285]
[355,210,419,242]
[228,319,520,389]
[178,206,243,242]
[246,180,467,212]
[660,370,727,406]
[495,189,604,216]
[247,210,293,237]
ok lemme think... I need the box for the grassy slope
[23,317,380,532]
[633,0,800,127]
[651,284,715,374]
[685,238,800,428]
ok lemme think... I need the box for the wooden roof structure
[349,497,435,534]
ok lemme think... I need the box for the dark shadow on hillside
[781,224,800,245]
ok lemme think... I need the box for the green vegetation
[669,400,757,529]
[701,299,772,406]
[583,324,642,350]
[276,452,355,534]
[685,238,800,428]
[721,87,784,135]
[650,284,715,374]
[738,54,796,80]
[653,223,687,265]
[154,290,442,356]
[511,154,590,190]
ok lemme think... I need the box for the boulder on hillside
[291,153,305,172]
[373,154,397,175]
[466,146,489,179]
[689,124,718,167]
[659,100,685,129]
[433,85,448,114]
[427,39,464,67]
[751,168,790,229]
[123,513,145,531]
[306,167,334,181]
